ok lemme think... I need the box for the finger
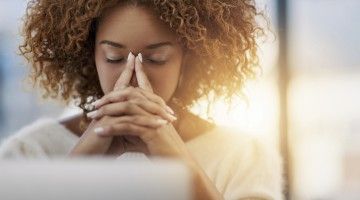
[93,87,175,116]
[88,101,151,119]
[128,99,176,122]
[137,88,175,115]
[114,115,168,128]
[89,99,176,122]
[113,52,135,91]
[93,88,145,109]
[135,53,153,92]
[95,123,150,138]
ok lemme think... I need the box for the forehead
[96,4,178,49]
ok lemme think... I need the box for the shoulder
[220,126,284,200]
[189,125,284,200]
[0,118,78,158]
[214,126,281,163]
[188,125,270,156]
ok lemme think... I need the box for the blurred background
[0,0,359,199]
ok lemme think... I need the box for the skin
[94,4,183,101]
[64,4,222,200]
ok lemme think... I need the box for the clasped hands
[83,52,190,160]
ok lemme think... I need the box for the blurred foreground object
[0,158,191,200]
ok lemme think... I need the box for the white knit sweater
[0,118,283,200]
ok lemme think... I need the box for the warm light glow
[191,78,279,137]
[190,34,279,137]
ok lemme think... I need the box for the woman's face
[94,4,184,102]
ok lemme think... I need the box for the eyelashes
[106,57,125,64]
[147,59,166,65]
[105,57,166,65]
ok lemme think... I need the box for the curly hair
[19,0,266,120]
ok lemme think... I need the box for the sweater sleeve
[0,118,78,159]
[223,137,284,200]
[0,137,48,158]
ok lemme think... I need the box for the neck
[173,109,216,142]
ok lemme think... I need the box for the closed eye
[146,58,166,65]
[106,57,125,64]
[106,57,166,65]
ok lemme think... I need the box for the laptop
[0,157,192,200]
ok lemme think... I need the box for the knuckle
[101,115,110,121]
[106,125,114,133]
[152,105,163,115]
[108,96,117,103]
[129,98,141,105]
[122,123,132,131]
[98,107,106,114]
[121,92,130,100]
[133,116,143,124]
[115,90,128,101]
[112,93,123,102]
[101,96,109,103]
[123,102,133,111]
[156,106,164,114]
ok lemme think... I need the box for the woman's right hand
[68,52,174,157]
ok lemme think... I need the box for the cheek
[146,65,181,102]
[95,62,123,94]
[97,66,119,94]
[95,47,125,94]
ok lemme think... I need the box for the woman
[0,0,282,199]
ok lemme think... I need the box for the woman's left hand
[92,54,193,160]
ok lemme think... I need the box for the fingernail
[138,53,143,63]
[165,106,175,115]
[156,119,168,125]
[87,110,98,118]
[94,127,105,135]
[127,52,134,61]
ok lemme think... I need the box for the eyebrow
[99,40,173,49]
